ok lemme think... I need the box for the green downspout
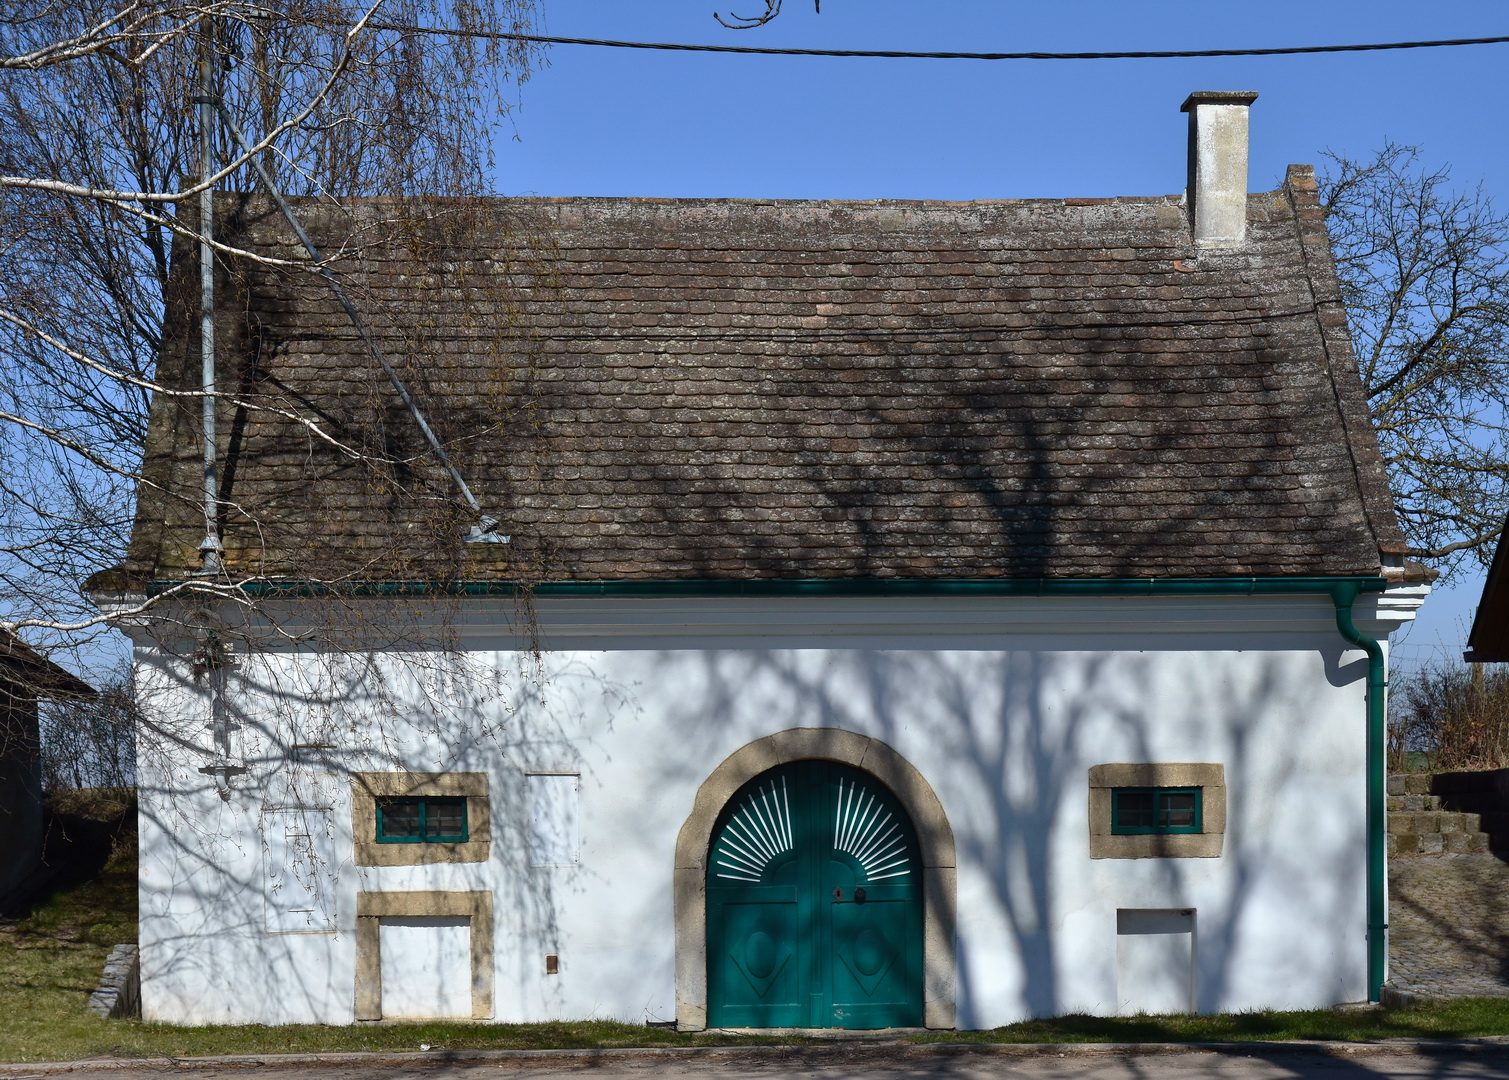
[1331,582,1389,1003]
[151,571,1394,996]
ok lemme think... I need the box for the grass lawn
[1,807,141,1064]
[6,822,1509,1062]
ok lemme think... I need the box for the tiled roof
[126,165,1404,583]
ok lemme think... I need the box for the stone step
[1387,810,1483,835]
[1387,772,1509,857]
[1389,773,1435,797]
[1387,795,1444,812]
[1388,831,1491,855]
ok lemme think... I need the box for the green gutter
[152,575,1386,599]
[150,571,1393,999]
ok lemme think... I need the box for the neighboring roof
[126,164,1405,585]
[0,631,94,700]
[1466,516,1509,662]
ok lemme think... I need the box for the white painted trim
[122,585,1433,654]
[198,592,1426,650]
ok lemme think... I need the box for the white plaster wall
[128,591,1418,1027]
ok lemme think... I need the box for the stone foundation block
[1442,832,1489,854]
[1404,775,1433,796]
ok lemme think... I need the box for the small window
[376,797,468,843]
[1111,788,1201,835]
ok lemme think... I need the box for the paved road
[1390,853,1509,998]
[29,1049,1509,1080]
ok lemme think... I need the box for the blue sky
[493,1,1508,667]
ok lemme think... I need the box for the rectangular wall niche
[261,808,336,933]
[527,773,580,867]
[379,916,472,1019]
[1116,908,1195,1016]
[355,890,494,1021]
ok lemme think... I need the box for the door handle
[833,887,842,901]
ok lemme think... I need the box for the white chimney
[1181,91,1258,247]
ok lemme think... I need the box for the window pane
[1160,792,1197,829]
[425,799,467,840]
[1115,791,1154,828]
[379,799,421,840]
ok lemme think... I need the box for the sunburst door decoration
[834,777,912,882]
[712,776,794,883]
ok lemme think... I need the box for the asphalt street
[16,1049,1509,1080]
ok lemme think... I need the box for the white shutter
[262,808,337,933]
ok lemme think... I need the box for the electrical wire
[363,24,1509,61]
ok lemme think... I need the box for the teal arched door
[706,760,923,1029]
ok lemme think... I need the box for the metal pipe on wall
[196,17,224,575]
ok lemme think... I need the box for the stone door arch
[674,728,956,1030]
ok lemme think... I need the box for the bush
[1389,663,1509,772]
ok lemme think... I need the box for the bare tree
[1320,145,1509,577]
[714,1,819,30]
[0,0,543,660]
[1,3,561,900]
[39,665,139,792]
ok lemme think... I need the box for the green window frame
[1111,787,1202,835]
[376,797,468,843]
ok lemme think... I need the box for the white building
[93,92,1430,1028]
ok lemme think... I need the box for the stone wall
[1387,772,1507,855]
[88,943,140,1019]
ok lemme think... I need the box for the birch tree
[0,0,542,660]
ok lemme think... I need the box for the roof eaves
[1465,515,1509,662]
[0,631,95,700]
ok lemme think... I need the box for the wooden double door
[706,760,923,1029]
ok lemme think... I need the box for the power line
[365,24,1509,61]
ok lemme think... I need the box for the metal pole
[197,16,225,574]
[212,101,507,544]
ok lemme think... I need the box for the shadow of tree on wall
[125,610,1379,1026]
[643,634,1369,1023]
[129,626,577,1025]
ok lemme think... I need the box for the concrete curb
[7,1038,1509,1074]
